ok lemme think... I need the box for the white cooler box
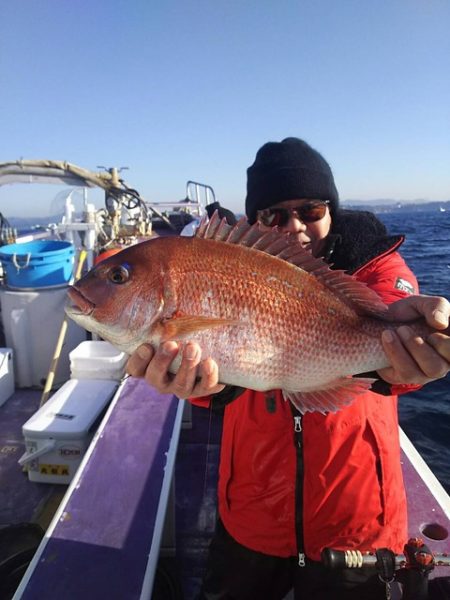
[19,378,118,484]
[70,341,128,381]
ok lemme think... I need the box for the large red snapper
[65,212,438,414]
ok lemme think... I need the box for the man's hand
[378,295,450,385]
[126,341,225,398]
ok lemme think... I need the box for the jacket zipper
[292,410,305,567]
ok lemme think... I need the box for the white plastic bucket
[0,288,86,387]
[69,341,127,381]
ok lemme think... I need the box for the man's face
[256,198,332,257]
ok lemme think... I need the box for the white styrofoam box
[0,348,14,407]
[19,378,117,484]
[69,341,127,381]
[0,287,86,388]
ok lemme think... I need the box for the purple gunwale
[400,429,450,579]
[14,378,184,600]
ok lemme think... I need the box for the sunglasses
[256,200,330,228]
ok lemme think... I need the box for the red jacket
[191,248,419,561]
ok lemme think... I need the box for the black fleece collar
[322,209,404,274]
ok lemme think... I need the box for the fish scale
[65,212,443,414]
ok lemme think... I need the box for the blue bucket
[0,240,75,289]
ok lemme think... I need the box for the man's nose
[282,211,307,233]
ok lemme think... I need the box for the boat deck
[0,383,222,599]
[1,384,449,599]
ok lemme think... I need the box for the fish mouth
[66,286,95,316]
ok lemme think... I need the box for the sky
[1,0,449,218]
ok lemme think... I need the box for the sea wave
[378,209,450,492]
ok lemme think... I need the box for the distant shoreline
[341,199,450,213]
[5,199,450,227]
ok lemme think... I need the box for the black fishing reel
[322,538,450,600]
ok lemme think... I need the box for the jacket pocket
[218,418,235,512]
[364,419,387,526]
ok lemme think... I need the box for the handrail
[0,160,115,190]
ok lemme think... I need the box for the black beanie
[245,137,339,223]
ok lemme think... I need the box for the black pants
[198,520,387,600]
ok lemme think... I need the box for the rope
[39,249,87,407]
[12,252,31,271]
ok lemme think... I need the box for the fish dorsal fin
[196,211,390,319]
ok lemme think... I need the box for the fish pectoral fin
[282,376,377,415]
[160,315,241,340]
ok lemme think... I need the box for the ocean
[376,209,450,493]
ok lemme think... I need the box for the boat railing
[186,180,215,211]
[0,159,217,267]
[145,180,215,217]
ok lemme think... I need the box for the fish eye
[109,265,130,285]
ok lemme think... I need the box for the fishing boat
[0,160,449,599]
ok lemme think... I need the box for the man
[127,138,450,599]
